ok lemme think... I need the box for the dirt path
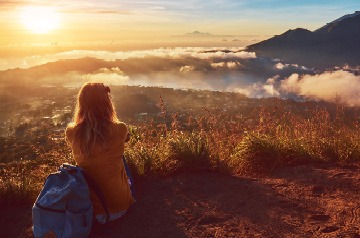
[4,163,360,237]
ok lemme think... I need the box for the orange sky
[0,0,359,46]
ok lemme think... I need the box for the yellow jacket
[65,122,134,215]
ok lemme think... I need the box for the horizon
[0,1,359,46]
[0,1,360,106]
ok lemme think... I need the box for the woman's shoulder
[65,124,77,138]
[109,122,128,141]
[111,121,127,132]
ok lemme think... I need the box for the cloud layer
[0,47,253,71]
[280,70,360,106]
[1,47,360,105]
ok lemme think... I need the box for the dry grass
[2,99,360,205]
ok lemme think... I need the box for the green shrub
[167,132,211,172]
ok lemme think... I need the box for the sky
[0,0,359,45]
[0,1,360,105]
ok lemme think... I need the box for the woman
[65,83,134,225]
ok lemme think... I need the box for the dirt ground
[4,162,360,238]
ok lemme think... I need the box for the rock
[312,186,325,195]
[321,226,339,233]
[309,214,331,222]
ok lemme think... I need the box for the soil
[3,162,360,238]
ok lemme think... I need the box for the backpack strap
[82,171,110,222]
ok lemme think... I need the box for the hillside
[2,85,360,237]
[247,12,360,68]
[4,163,360,237]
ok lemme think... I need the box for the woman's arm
[125,132,130,142]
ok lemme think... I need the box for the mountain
[316,11,360,33]
[184,31,213,36]
[247,11,360,68]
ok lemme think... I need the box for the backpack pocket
[63,206,93,238]
[32,204,65,238]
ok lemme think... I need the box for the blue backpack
[32,164,98,238]
[33,158,134,238]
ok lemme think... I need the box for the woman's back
[66,122,133,216]
[65,83,134,224]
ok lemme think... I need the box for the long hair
[68,83,119,155]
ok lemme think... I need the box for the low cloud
[280,70,360,105]
[262,76,280,96]
[83,67,130,86]
[229,70,360,105]
[275,63,286,70]
[275,63,310,71]
[0,47,255,71]
[179,65,195,72]
[211,62,226,68]
[211,61,242,69]
[3,46,358,105]
[232,79,280,98]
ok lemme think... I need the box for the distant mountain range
[185,31,213,36]
[247,11,360,68]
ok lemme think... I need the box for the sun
[20,6,60,34]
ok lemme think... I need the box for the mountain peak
[280,28,312,37]
[246,11,360,68]
[315,11,360,33]
[185,31,212,36]
[329,11,360,24]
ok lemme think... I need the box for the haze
[0,0,360,105]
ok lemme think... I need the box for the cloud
[210,61,243,69]
[211,62,226,68]
[229,70,360,104]
[7,46,359,105]
[83,67,130,86]
[148,6,166,10]
[123,69,360,105]
[231,75,278,98]
[93,67,124,74]
[233,87,252,97]
[275,62,310,71]
[0,0,40,10]
[40,71,83,87]
[0,47,255,71]
[179,65,195,71]
[94,10,131,14]
[266,75,279,84]
[275,63,286,70]
[226,61,239,69]
[263,84,280,96]
[262,76,280,96]
[280,70,360,105]
[232,82,277,98]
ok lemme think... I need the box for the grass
[2,99,360,206]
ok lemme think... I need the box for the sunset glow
[20,6,60,34]
[0,0,355,45]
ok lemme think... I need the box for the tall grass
[124,102,360,178]
[229,105,360,174]
[2,99,360,205]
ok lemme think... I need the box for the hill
[4,163,360,237]
[2,85,360,237]
[247,12,360,68]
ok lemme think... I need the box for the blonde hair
[68,83,119,155]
